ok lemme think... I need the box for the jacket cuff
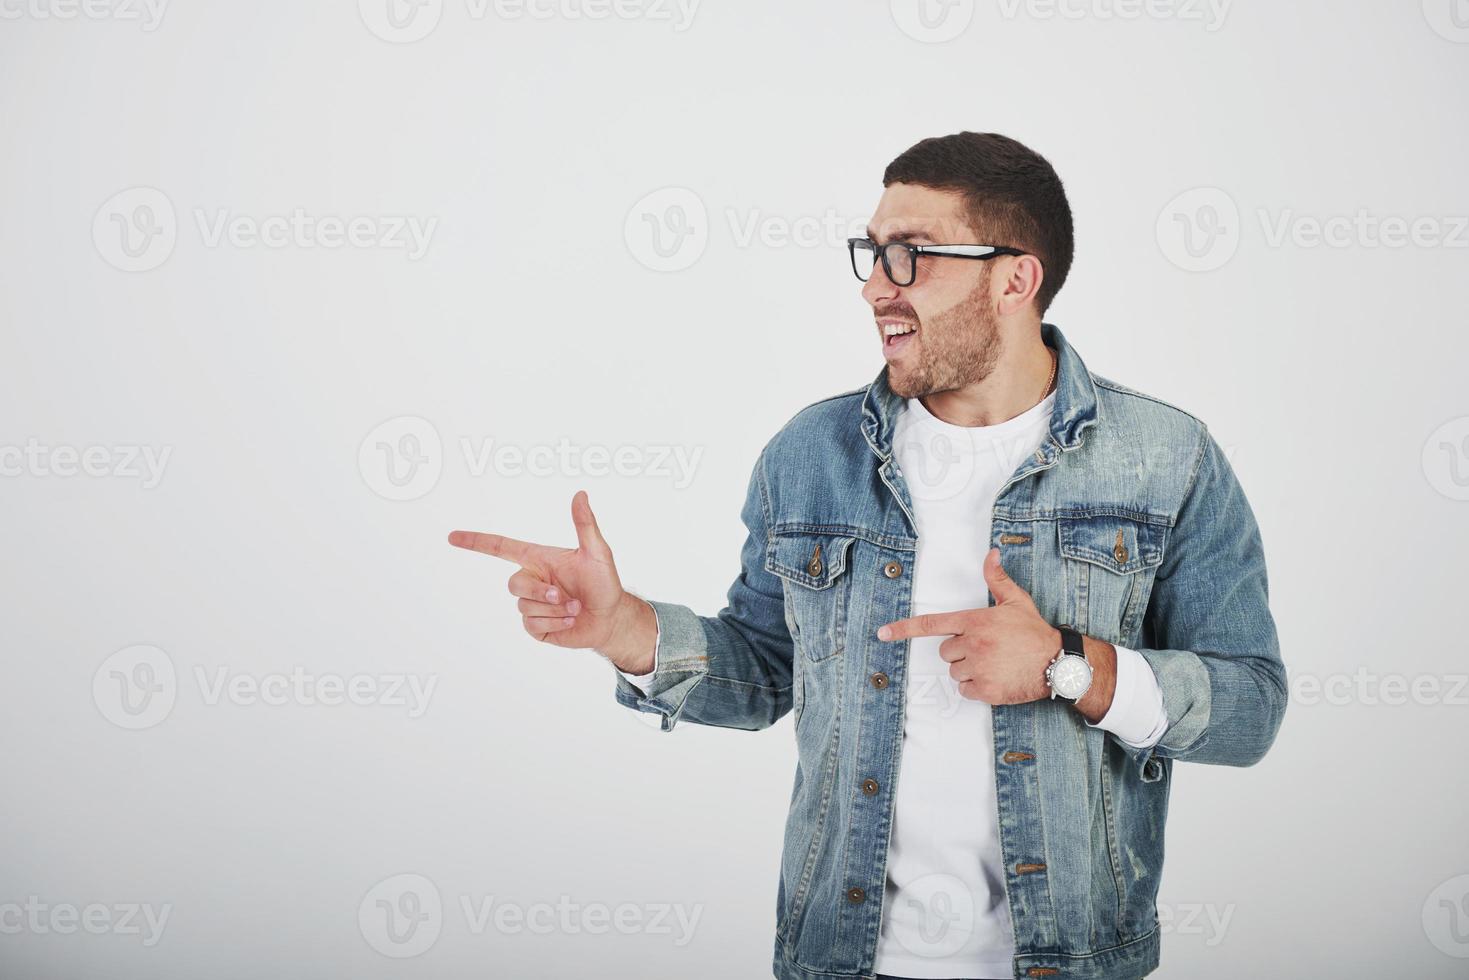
[611,599,710,731]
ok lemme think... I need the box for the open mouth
[881,321,918,358]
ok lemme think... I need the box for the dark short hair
[883,132,1074,315]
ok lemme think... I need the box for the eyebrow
[863,228,933,244]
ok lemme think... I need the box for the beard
[882,268,1003,400]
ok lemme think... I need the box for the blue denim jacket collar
[860,320,1102,463]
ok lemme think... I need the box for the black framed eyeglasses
[847,237,1027,287]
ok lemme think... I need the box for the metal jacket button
[883,560,903,578]
[1113,528,1128,564]
[846,886,866,904]
[861,778,879,796]
[870,672,889,689]
[807,542,823,577]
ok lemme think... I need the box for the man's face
[861,183,1004,400]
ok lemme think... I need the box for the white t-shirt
[621,390,1168,979]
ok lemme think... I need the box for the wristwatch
[1045,625,1092,703]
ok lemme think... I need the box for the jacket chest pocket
[764,531,856,663]
[1056,515,1167,644]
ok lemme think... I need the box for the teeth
[882,323,917,337]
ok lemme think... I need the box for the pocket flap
[765,532,856,589]
[1057,516,1164,574]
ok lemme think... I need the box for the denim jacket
[613,321,1287,980]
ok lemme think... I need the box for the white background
[2,1,1467,977]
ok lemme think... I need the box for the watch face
[1050,655,1091,699]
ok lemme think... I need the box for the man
[448,132,1287,980]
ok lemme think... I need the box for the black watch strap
[1058,625,1084,657]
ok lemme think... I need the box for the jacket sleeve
[611,445,794,731]
[1117,427,1288,781]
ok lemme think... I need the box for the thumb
[983,546,1030,606]
[571,489,613,560]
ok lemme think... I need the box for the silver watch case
[1045,645,1093,703]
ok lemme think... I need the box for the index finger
[447,530,538,564]
[876,611,969,642]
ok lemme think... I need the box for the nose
[862,258,899,308]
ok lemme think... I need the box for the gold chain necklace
[1042,348,1057,398]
